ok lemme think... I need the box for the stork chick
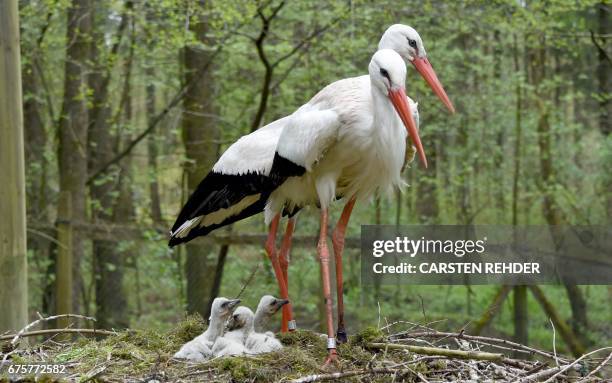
[245,310,283,354]
[212,305,254,357]
[173,297,240,361]
[254,295,290,335]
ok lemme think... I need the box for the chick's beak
[228,299,241,310]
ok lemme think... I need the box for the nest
[0,317,610,382]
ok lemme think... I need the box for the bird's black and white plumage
[168,24,447,248]
[168,117,290,247]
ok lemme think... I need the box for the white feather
[245,332,283,354]
[267,49,411,219]
[276,108,340,171]
[213,116,289,176]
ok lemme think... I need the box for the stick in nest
[542,347,612,383]
[9,312,97,346]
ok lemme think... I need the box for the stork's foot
[336,328,348,344]
[322,349,340,370]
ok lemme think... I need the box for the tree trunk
[56,0,92,320]
[595,2,610,137]
[0,0,28,333]
[21,2,54,317]
[182,10,221,319]
[595,2,612,223]
[146,7,163,223]
[146,67,163,223]
[88,3,131,329]
[530,39,588,344]
[512,34,528,348]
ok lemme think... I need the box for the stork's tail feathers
[168,170,273,247]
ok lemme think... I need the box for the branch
[590,29,612,66]
[367,342,505,362]
[88,0,134,128]
[582,351,612,380]
[8,313,97,346]
[289,367,418,383]
[542,347,612,383]
[393,331,565,362]
[86,44,224,185]
[0,328,116,342]
[271,16,341,68]
[249,1,285,131]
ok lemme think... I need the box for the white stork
[259,49,422,364]
[168,24,454,347]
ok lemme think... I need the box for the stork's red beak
[412,57,455,114]
[388,88,427,168]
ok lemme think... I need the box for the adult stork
[168,24,453,336]
[262,49,426,364]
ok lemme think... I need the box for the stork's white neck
[205,314,227,342]
[253,307,267,333]
[370,85,403,137]
[242,316,254,343]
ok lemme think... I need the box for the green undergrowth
[0,321,424,382]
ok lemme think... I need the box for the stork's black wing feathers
[169,152,306,248]
[168,170,272,247]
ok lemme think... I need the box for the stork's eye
[407,38,417,49]
[221,302,228,308]
[269,301,276,307]
[379,68,390,80]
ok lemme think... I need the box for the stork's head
[370,49,427,168]
[257,295,290,316]
[227,306,254,331]
[378,24,455,114]
[210,297,241,320]
[378,24,425,62]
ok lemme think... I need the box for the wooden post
[0,0,29,333]
[56,192,73,329]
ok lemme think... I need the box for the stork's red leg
[318,209,338,365]
[279,217,296,332]
[265,214,289,315]
[332,197,356,344]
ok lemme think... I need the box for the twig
[582,351,612,380]
[9,313,96,345]
[235,263,260,299]
[86,19,247,185]
[396,331,565,362]
[288,367,417,383]
[0,328,116,341]
[511,366,563,382]
[549,317,559,367]
[590,29,612,66]
[542,347,612,383]
[367,342,505,362]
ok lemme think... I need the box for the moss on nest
[167,313,206,343]
[350,326,385,347]
[0,323,452,382]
